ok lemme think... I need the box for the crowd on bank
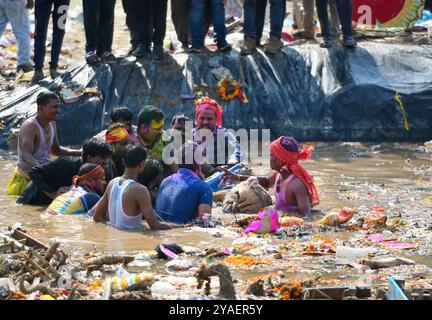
[6,91,320,230]
[0,0,373,83]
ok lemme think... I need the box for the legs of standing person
[0,0,8,37]
[34,0,52,73]
[171,0,191,48]
[122,0,141,52]
[255,0,266,46]
[302,0,315,38]
[335,0,354,44]
[151,0,167,59]
[50,0,70,74]
[243,0,257,39]
[269,0,284,40]
[1,0,31,69]
[152,0,167,47]
[189,0,205,50]
[315,0,332,45]
[98,0,116,59]
[329,0,340,38]
[264,0,284,54]
[241,0,257,54]
[210,0,230,50]
[82,0,100,63]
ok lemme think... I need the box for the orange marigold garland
[217,78,248,103]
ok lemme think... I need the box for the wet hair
[170,113,190,127]
[124,144,147,168]
[178,141,201,171]
[36,91,59,107]
[78,163,100,176]
[82,137,113,163]
[106,122,128,136]
[138,158,163,189]
[137,105,165,127]
[280,136,299,153]
[111,105,133,122]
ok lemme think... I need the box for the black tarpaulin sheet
[0,42,431,148]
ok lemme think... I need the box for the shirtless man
[7,91,81,195]
[223,136,319,216]
[93,144,181,230]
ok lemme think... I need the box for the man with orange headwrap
[193,97,243,178]
[105,123,132,178]
[223,136,319,216]
[46,163,106,215]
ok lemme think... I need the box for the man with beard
[137,105,177,175]
[192,97,242,177]
[46,163,106,215]
[7,91,81,196]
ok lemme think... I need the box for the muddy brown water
[1,142,431,284]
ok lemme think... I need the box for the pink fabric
[244,207,280,234]
[270,137,319,206]
[274,174,298,211]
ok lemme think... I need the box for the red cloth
[72,165,105,193]
[194,97,223,127]
[270,137,319,206]
[105,127,130,143]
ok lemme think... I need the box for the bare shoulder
[291,177,308,192]
[129,182,150,194]
[20,119,37,132]
[104,180,115,194]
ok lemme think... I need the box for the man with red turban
[192,97,243,178]
[222,136,319,216]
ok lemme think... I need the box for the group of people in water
[0,0,359,83]
[6,90,320,231]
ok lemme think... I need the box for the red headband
[194,97,223,127]
[270,137,319,206]
[72,165,105,192]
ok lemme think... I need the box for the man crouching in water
[223,136,319,216]
[93,144,182,230]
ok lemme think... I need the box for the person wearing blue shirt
[156,142,213,224]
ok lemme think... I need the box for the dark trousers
[316,0,352,40]
[34,0,70,71]
[125,0,167,48]
[190,0,227,49]
[82,0,116,55]
[146,0,167,47]
[171,0,191,46]
[122,0,142,48]
[171,0,212,47]
[243,0,285,43]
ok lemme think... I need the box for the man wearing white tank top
[7,91,81,196]
[93,144,182,231]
